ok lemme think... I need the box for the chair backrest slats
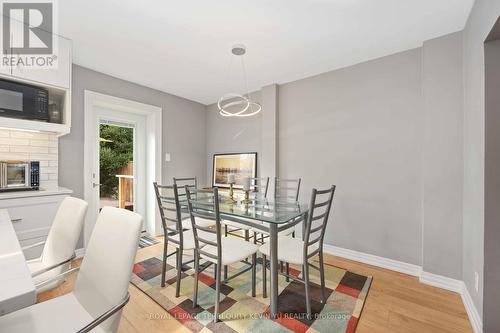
[313,200,330,209]
[249,177,269,198]
[308,235,322,246]
[274,178,301,201]
[186,187,222,260]
[303,185,336,260]
[198,248,218,260]
[309,224,323,234]
[311,212,328,221]
[173,177,197,199]
[153,182,184,245]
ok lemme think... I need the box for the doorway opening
[99,122,135,212]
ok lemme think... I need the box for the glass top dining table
[178,196,309,224]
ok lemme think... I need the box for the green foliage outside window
[99,125,133,198]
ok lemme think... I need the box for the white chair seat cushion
[26,258,66,293]
[259,236,319,265]
[169,230,216,250]
[200,237,260,266]
[0,292,105,333]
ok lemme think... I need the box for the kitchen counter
[0,187,73,200]
[0,209,36,315]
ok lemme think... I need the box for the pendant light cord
[240,55,255,114]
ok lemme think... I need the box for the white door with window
[84,91,162,246]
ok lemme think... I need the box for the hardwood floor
[39,240,473,333]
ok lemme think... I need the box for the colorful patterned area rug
[131,248,372,333]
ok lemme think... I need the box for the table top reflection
[176,196,308,224]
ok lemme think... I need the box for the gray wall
[421,32,463,279]
[205,92,262,184]
[463,0,500,321]
[484,36,500,333]
[278,49,424,265]
[59,65,207,246]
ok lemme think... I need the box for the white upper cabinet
[11,35,72,89]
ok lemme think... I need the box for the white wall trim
[323,244,482,333]
[83,90,163,245]
[323,244,423,277]
[419,271,464,293]
[461,284,483,333]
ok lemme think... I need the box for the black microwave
[0,79,49,121]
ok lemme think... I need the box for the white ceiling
[59,0,474,105]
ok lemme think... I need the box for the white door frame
[83,90,162,246]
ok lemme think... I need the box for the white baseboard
[75,247,85,258]
[461,284,483,333]
[323,244,482,333]
[419,271,464,293]
[323,244,422,277]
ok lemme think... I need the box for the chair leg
[175,247,182,297]
[262,254,267,298]
[161,236,168,288]
[251,253,257,297]
[214,263,217,279]
[303,262,312,320]
[319,250,326,303]
[224,265,228,280]
[280,261,284,273]
[245,229,249,241]
[286,262,290,282]
[193,250,199,308]
[214,260,222,323]
[253,231,258,244]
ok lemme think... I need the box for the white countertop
[0,187,73,200]
[0,209,36,315]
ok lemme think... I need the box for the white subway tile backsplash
[43,166,58,174]
[0,129,59,188]
[9,131,49,140]
[10,146,49,154]
[0,152,30,160]
[1,138,30,146]
[29,153,57,161]
[29,139,51,147]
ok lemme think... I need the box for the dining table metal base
[268,223,279,318]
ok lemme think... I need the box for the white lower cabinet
[0,191,71,260]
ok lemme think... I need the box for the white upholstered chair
[23,197,88,293]
[0,207,143,333]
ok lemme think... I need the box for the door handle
[92,183,102,188]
